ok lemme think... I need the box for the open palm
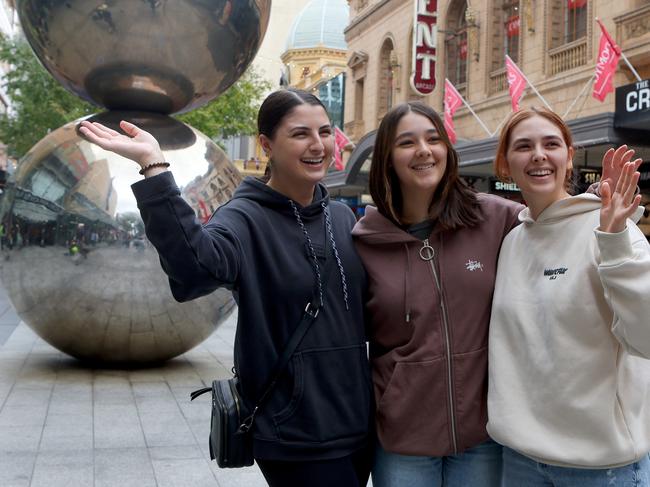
[78,120,164,167]
[600,161,642,234]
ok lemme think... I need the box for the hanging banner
[444,79,463,144]
[459,39,468,60]
[506,55,527,111]
[568,0,588,9]
[506,15,520,37]
[410,0,438,96]
[593,18,621,102]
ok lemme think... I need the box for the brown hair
[494,107,574,188]
[368,101,481,229]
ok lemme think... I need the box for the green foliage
[0,35,95,158]
[176,68,271,140]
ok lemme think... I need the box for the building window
[503,0,520,62]
[378,38,395,118]
[445,0,468,93]
[547,0,590,75]
[565,0,587,43]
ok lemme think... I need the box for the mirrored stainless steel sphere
[18,0,271,114]
[0,113,242,363]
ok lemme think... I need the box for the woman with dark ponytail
[79,88,373,487]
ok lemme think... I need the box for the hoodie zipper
[421,238,458,454]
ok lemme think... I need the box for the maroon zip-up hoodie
[352,193,521,456]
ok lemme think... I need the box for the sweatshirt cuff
[595,226,634,266]
[131,171,179,203]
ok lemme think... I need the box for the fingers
[120,120,140,137]
[612,145,628,168]
[602,147,614,172]
[633,157,642,171]
[622,170,640,204]
[601,180,611,208]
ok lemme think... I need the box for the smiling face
[504,114,574,217]
[391,111,448,198]
[259,103,334,199]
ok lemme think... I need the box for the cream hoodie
[487,193,650,468]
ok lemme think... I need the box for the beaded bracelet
[138,161,170,175]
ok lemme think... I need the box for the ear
[567,146,575,171]
[258,134,272,157]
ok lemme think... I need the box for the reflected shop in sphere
[0,114,240,364]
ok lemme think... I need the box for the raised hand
[599,161,643,234]
[78,120,165,169]
[600,145,642,193]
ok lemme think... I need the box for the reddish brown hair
[494,107,574,187]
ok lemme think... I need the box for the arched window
[503,0,520,62]
[378,38,396,118]
[445,0,468,93]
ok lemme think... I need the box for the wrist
[139,161,170,177]
[139,149,165,167]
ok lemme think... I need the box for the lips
[412,162,436,171]
[300,157,324,165]
[527,168,553,177]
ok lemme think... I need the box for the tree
[176,67,271,140]
[0,36,94,158]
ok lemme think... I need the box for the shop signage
[490,179,520,193]
[614,79,650,130]
[578,169,601,186]
[410,0,438,96]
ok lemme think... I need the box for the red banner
[333,126,351,171]
[459,39,468,60]
[410,0,438,96]
[506,55,527,111]
[444,79,464,144]
[568,0,587,9]
[592,19,621,102]
[506,15,520,38]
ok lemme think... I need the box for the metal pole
[562,74,595,119]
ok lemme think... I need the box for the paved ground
[0,306,269,487]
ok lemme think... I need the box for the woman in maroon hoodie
[352,101,631,487]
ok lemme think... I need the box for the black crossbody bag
[190,251,334,468]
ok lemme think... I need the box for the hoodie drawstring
[288,200,349,310]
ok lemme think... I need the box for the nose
[415,138,431,157]
[310,132,325,153]
[532,143,547,162]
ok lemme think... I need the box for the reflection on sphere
[18,0,271,114]
[0,114,242,363]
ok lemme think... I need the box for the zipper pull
[419,239,435,261]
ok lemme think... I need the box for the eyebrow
[288,124,332,132]
[512,135,563,144]
[395,129,439,140]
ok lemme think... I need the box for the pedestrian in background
[79,88,373,487]
[488,107,650,486]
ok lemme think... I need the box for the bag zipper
[421,238,458,454]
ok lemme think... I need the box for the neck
[400,188,435,225]
[525,191,571,220]
[267,177,316,207]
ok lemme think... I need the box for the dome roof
[285,0,349,51]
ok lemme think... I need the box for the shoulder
[328,200,357,228]
[477,193,523,213]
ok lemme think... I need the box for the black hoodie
[132,172,371,461]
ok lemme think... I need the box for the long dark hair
[368,101,481,229]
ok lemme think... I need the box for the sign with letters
[410,0,438,96]
[614,79,650,130]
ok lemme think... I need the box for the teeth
[413,163,434,171]
[528,169,552,176]
[301,158,323,164]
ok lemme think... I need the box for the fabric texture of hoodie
[132,172,372,461]
[488,193,650,468]
[352,193,522,456]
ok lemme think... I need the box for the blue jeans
[503,446,650,486]
[372,439,502,487]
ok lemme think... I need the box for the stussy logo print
[465,260,484,272]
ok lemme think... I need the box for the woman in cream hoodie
[487,107,650,486]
